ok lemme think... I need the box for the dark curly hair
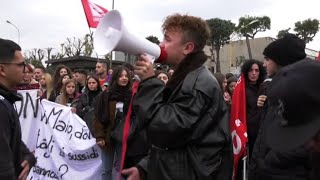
[53,64,73,85]
[162,14,211,52]
[241,59,266,85]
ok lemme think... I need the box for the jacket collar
[166,51,207,92]
[165,65,204,102]
[0,83,22,103]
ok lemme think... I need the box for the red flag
[230,74,248,180]
[318,51,320,61]
[81,0,108,28]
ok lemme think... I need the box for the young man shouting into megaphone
[122,13,233,180]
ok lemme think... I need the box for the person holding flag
[230,59,266,180]
[230,73,247,180]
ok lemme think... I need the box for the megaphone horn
[94,10,167,64]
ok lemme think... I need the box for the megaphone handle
[133,54,156,82]
[145,54,156,64]
[134,75,141,82]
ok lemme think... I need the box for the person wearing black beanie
[262,33,306,77]
[257,34,306,109]
[249,34,311,180]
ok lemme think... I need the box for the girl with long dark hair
[93,66,132,179]
[76,74,102,133]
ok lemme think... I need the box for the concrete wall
[204,37,274,75]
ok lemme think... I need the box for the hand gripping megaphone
[94,10,167,64]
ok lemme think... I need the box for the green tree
[237,15,271,59]
[294,18,319,43]
[237,15,271,38]
[277,28,291,39]
[146,35,160,45]
[206,18,235,73]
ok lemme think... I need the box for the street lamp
[6,20,20,45]
[232,19,259,37]
[242,19,259,28]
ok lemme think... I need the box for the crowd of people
[0,12,319,180]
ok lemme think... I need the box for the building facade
[204,37,319,75]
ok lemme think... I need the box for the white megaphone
[94,10,167,64]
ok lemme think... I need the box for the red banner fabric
[230,74,248,180]
[81,0,108,28]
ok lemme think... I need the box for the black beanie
[263,33,306,66]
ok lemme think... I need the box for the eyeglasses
[0,62,26,70]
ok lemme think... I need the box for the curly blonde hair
[162,14,211,52]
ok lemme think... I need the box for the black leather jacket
[133,66,233,180]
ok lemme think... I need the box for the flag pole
[109,0,115,69]
[242,155,247,180]
[88,28,94,58]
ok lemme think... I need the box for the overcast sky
[1,0,319,55]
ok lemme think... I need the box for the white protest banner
[15,90,102,180]
[15,89,41,152]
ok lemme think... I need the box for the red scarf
[119,81,139,179]
[230,74,247,180]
